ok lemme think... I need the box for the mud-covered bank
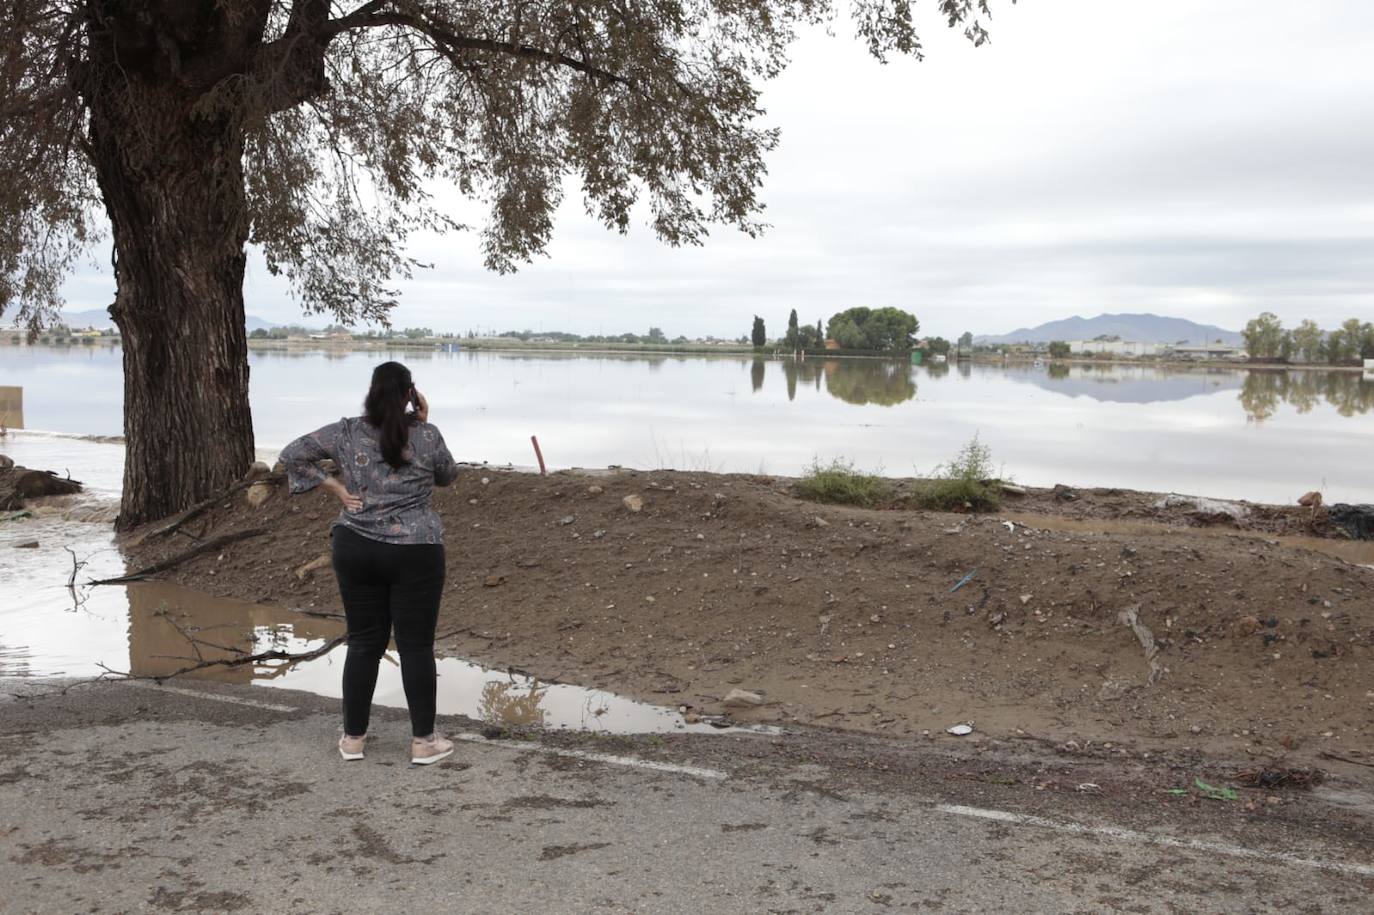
[122,467,1374,767]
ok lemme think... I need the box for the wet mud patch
[10,838,147,874]
[538,841,612,861]
[500,793,610,811]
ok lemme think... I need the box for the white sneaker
[338,733,366,761]
[411,733,454,766]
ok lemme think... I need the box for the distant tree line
[750,306,924,354]
[1242,312,1374,365]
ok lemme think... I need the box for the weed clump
[915,434,1003,511]
[796,458,889,507]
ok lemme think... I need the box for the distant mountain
[56,309,280,332]
[975,313,1243,346]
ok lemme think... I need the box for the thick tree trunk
[88,86,256,528]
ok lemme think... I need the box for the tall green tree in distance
[1,0,1008,526]
[1242,312,1286,361]
[958,331,974,350]
[1290,319,1325,363]
[824,306,919,352]
[1047,341,1071,359]
[751,316,767,348]
[784,309,800,351]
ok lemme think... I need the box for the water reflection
[0,385,23,429]
[1004,363,1243,404]
[822,360,917,406]
[5,346,1373,503]
[1239,370,1374,422]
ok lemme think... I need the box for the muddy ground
[122,468,1374,775]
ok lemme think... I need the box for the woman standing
[280,361,459,765]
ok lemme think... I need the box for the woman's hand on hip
[322,476,363,512]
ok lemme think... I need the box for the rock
[0,454,13,469]
[271,461,285,473]
[587,484,604,495]
[812,516,829,527]
[558,515,576,525]
[1152,493,1249,521]
[1097,680,1134,701]
[722,688,766,708]
[483,574,506,588]
[622,494,644,513]
[1298,490,1323,508]
[1329,503,1374,540]
[294,552,332,581]
[243,460,271,482]
[14,540,39,549]
[1234,616,1261,636]
[1051,483,1078,502]
[1000,481,1027,496]
[1019,593,1032,605]
[245,481,275,508]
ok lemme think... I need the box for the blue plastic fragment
[949,569,977,593]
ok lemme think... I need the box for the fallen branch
[1118,604,1164,684]
[91,528,267,584]
[147,472,285,539]
[98,635,345,681]
[1318,750,1374,769]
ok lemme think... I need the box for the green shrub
[796,458,889,507]
[915,434,1003,511]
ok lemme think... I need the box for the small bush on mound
[796,458,889,507]
[916,434,1003,511]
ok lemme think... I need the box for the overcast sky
[60,0,1374,339]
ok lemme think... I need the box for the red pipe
[530,435,547,475]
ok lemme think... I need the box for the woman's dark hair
[364,361,416,469]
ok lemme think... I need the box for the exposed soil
[122,468,1374,771]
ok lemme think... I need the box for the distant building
[1169,343,1246,360]
[1068,339,1160,357]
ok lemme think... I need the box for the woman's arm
[431,427,458,487]
[279,421,343,495]
[281,421,365,511]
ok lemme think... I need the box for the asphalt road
[2,677,1371,914]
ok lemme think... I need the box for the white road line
[936,803,1374,879]
[128,681,298,713]
[454,732,727,780]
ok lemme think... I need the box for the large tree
[2,0,1006,526]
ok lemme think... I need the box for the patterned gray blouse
[280,417,458,545]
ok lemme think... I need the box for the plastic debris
[948,570,977,593]
[946,723,974,736]
[1193,778,1238,801]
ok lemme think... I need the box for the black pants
[331,525,446,737]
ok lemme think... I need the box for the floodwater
[3,344,1373,502]
[3,344,1373,721]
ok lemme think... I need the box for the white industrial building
[1067,339,1161,357]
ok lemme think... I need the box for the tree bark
[86,63,256,528]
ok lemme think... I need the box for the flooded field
[3,346,1372,731]
[3,344,1372,502]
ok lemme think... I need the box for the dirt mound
[122,468,1374,764]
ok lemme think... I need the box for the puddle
[1001,512,1374,568]
[0,433,748,734]
[124,583,742,734]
